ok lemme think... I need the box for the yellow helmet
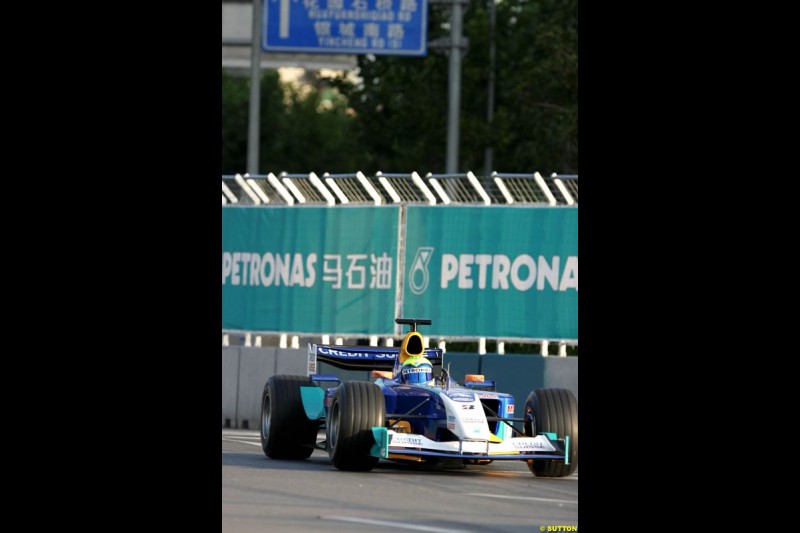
[399,330,425,364]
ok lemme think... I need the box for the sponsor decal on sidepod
[446,391,475,402]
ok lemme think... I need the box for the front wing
[370,428,570,462]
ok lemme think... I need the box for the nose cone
[399,331,424,363]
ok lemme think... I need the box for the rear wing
[307,343,443,374]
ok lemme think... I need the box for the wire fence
[222,171,578,206]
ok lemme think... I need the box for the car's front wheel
[523,387,578,477]
[327,381,385,471]
[260,374,318,460]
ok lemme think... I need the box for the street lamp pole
[483,0,496,184]
[445,0,465,174]
[247,0,262,175]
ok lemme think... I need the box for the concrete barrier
[481,354,546,411]
[442,352,482,382]
[236,347,278,430]
[222,347,578,429]
[222,347,240,428]
[543,356,579,400]
[275,348,309,375]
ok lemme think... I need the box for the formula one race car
[260,318,578,477]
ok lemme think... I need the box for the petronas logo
[409,247,434,295]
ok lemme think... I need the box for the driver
[399,355,434,386]
[393,326,435,385]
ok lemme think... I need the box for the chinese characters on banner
[322,253,393,289]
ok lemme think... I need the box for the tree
[221,70,361,175]
[268,82,361,173]
[221,69,285,174]
[490,0,578,174]
[221,69,252,174]
[329,0,578,175]
[328,8,453,174]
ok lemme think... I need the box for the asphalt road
[222,429,578,533]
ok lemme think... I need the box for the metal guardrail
[322,172,383,204]
[222,171,578,206]
[551,174,578,205]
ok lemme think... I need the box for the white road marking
[222,437,262,447]
[320,515,472,533]
[466,493,578,505]
[221,431,259,437]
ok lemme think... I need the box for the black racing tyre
[523,388,578,477]
[261,374,319,460]
[327,381,385,471]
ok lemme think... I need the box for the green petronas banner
[402,207,578,340]
[222,206,399,334]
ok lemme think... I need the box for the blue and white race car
[260,318,578,477]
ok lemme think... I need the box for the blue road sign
[262,0,428,56]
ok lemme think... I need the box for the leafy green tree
[489,0,578,173]
[268,84,361,173]
[221,69,252,174]
[222,70,360,174]
[330,0,578,175]
[328,8,452,174]
[222,69,285,174]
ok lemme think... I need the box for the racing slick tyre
[327,381,385,471]
[261,374,319,460]
[523,388,578,477]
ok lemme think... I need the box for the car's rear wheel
[261,374,318,460]
[523,388,578,477]
[327,381,385,471]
